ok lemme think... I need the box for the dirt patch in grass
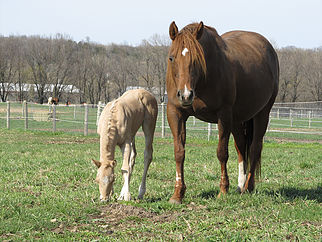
[265,136,322,144]
[83,202,207,238]
[92,203,179,227]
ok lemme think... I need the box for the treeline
[0,34,169,104]
[0,35,321,104]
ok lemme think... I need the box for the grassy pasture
[0,128,321,241]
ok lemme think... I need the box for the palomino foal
[92,89,158,201]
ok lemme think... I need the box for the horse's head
[167,21,206,107]
[92,159,117,202]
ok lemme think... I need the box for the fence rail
[1,101,321,140]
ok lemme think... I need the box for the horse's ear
[92,159,101,168]
[169,21,178,41]
[195,21,204,40]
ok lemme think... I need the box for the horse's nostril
[189,90,194,100]
[177,90,181,99]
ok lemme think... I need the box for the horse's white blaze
[183,85,190,97]
[238,161,246,188]
[182,47,189,56]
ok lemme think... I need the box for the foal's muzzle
[177,88,195,106]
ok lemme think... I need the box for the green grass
[0,128,321,241]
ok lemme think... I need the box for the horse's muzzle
[177,88,195,107]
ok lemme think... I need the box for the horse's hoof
[217,191,227,198]
[169,197,182,204]
[236,187,245,194]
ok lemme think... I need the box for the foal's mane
[170,23,207,76]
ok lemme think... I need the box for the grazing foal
[92,89,158,201]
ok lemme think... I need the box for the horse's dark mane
[170,23,207,76]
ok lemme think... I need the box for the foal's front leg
[119,141,132,201]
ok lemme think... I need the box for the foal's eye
[169,56,175,62]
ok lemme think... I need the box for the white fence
[1,101,322,140]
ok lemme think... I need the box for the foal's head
[92,159,116,202]
[167,21,206,107]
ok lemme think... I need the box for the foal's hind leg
[232,123,247,193]
[138,118,155,199]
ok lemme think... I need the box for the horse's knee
[217,148,228,163]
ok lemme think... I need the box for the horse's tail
[245,119,258,178]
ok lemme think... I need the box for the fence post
[207,123,212,141]
[277,108,280,119]
[193,116,196,126]
[73,105,76,120]
[7,101,10,129]
[52,104,56,132]
[84,104,88,136]
[96,101,102,126]
[22,101,24,118]
[161,102,165,138]
[24,101,28,130]
[290,109,293,127]
[308,111,312,128]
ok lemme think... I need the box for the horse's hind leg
[138,117,155,199]
[232,123,247,193]
[244,108,271,192]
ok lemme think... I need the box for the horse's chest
[189,97,218,123]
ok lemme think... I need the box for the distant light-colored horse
[92,89,158,202]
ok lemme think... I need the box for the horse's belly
[233,80,274,121]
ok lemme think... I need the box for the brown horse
[166,21,279,204]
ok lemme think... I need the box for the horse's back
[222,30,279,81]
[222,31,279,121]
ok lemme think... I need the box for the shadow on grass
[266,186,322,203]
[199,189,219,199]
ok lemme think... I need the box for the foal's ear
[195,21,204,40]
[169,21,178,41]
[92,159,101,168]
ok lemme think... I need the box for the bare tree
[25,37,52,104]
[49,34,76,100]
[0,37,18,102]
[303,49,322,101]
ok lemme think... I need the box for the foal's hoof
[236,186,246,194]
[169,197,182,204]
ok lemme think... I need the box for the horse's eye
[169,56,175,62]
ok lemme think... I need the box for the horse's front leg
[119,141,132,201]
[167,104,187,204]
[217,110,232,197]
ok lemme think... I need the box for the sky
[1,0,322,49]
